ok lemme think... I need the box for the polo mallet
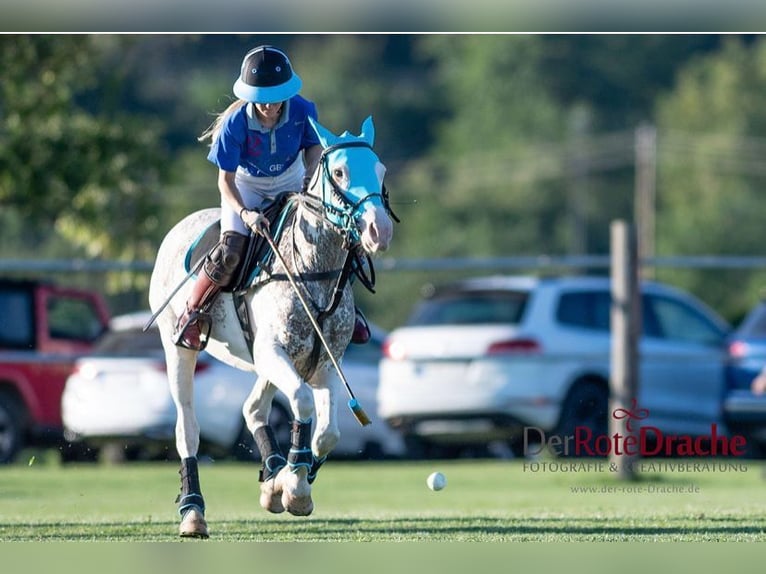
[262,229,371,427]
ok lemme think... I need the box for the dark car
[724,300,766,455]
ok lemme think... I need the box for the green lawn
[1,456,765,541]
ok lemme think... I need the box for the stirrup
[173,309,212,351]
[351,309,371,345]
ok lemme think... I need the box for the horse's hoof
[179,507,209,539]
[282,492,314,516]
[260,479,285,514]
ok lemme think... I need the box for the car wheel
[232,402,293,462]
[507,438,527,458]
[403,434,431,459]
[360,441,386,460]
[402,434,460,459]
[59,441,99,464]
[555,380,609,458]
[0,390,24,464]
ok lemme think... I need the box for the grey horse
[148,116,394,538]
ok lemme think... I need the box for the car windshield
[92,328,164,358]
[407,289,529,326]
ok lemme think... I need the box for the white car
[378,275,733,458]
[62,312,403,462]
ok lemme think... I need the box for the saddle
[184,196,295,292]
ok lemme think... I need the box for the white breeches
[221,158,305,234]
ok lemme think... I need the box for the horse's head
[306,116,394,254]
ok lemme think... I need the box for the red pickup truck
[0,279,111,463]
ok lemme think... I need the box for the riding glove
[240,209,270,236]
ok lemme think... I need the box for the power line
[388,128,766,184]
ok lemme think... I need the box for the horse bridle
[301,141,399,247]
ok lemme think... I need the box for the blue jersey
[207,95,320,177]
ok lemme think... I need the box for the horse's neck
[283,203,347,273]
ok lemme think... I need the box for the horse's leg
[307,366,341,485]
[164,340,209,538]
[242,376,286,513]
[252,339,315,516]
[279,417,315,515]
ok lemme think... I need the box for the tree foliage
[655,37,766,319]
[0,35,169,261]
[393,36,587,261]
[3,34,765,323]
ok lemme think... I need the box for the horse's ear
[360,116,375,147]
[308,116,337,149]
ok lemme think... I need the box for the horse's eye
[333,169,344,179]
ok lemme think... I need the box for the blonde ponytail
[198,99,248,146]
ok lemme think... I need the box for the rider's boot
[351,306,371,345]
[173,271,220,351]
[172,231,249,351]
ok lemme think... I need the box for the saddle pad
[184,219,220,275]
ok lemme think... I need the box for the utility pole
[634,124,657,278]
[567,109,590,256]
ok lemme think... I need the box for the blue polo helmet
[233,45,302,104]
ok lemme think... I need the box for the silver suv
[377,275,733,458]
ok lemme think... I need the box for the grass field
[1,455,765,542]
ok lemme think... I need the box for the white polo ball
[426,471,447,491]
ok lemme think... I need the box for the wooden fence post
[610,220,640,480]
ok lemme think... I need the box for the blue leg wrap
[307,455,327,484]
[260,453,287,482]
[288,419,313,473]
[254,425,286,482]
[176,457,206,516]
[178,494,206,517]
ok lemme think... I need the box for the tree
[538,35,725,131]
[0,35,169,261]
[655,37,766,319]
[289,35,439,163]
[390,35,573,260]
